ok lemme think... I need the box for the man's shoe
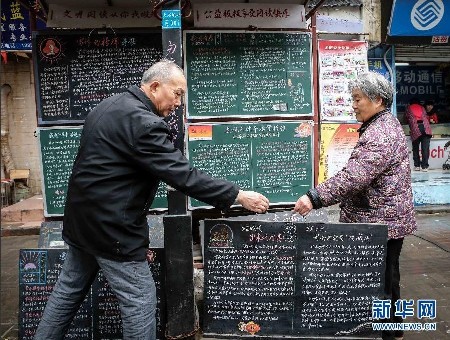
[422,168,428,172]
[414,167,421,171]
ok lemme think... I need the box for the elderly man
[34,60,269,340]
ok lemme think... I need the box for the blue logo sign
[389,0,450,36]
[162,10,181,29]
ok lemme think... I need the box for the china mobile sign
[389,0,450,36]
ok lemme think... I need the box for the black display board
[184,31,312,119]
[187,121,314,208]
[203,219,387,338]
[38,127,167,216]
[33,29,163,125]
[19,248,165,340]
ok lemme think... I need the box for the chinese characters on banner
[318,40,369,121]
[1,0,45,51]
[46,4,160,28]
[396,66,447,113]
[193,3,305,29]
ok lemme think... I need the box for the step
[1,195,44,223]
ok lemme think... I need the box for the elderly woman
[294,71,416,340]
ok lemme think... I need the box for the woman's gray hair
[141,59,184,85]
[348,71,394,108]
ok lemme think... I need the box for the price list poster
[318,40,368,122]
[318,123,360,184]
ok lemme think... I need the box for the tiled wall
[1,57,42,195]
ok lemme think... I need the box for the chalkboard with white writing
[33,29,163,125]
[203,219,387,338]
[184,31,312,119]
[19,248,165,340]
[38,127,168,216]
[187,121,314,208]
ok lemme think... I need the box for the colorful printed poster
[318,40,368,122]
[318,123,360,183]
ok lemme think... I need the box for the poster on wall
[318,40,368,122]
[318,123,360,183]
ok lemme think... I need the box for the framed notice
[203,219,387,338]
[184,31,313,119]
[38,127,167,216]
[186,121,314,208]
[318,40,368,122]
[33,29,162,125]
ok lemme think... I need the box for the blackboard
[38,127,168,216]
[19,248,165,340]
[203,219,387,338]
[33,29,163,125]
[184,31,312,118]
[187,121,314,208]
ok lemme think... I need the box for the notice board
[184,31,312,118]
[203,219,387,338]
[187,121,314,208]
[38,127,167,216]
[33,29,162,125]
[19,248,165,340]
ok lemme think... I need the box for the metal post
[161,1,196,338]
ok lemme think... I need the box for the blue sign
[396,65,448,113]
[389,0,450,36]
[162,10,181,29]
[1,0,45,51]
[368,45,397,116]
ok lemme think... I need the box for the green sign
[38,128,167,216]
[185,31,312,118]
[187,121,314,208]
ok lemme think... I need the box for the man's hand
[235,190,269,213]
[293,194,313,216]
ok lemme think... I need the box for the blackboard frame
[183,30,313,120]
[202,219,387,339]
[37,127,168,217]
[19,247,166,340]
[186,121,314,209]
[32,28,163,126]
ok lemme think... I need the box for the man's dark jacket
[63,86,238,261]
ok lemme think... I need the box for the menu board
[19,248,165,340]
[33,29,162,125]
[38,127,167,216]
[187,121,314,208]
[203,219,387,338]
[184,31,312,118]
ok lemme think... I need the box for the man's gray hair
[141,59,184,85]
[348,71,394,108]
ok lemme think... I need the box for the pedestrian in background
[34,60,270,340]
[424,100,439,124]
[294,71,417,340]
[405,98,432,171]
